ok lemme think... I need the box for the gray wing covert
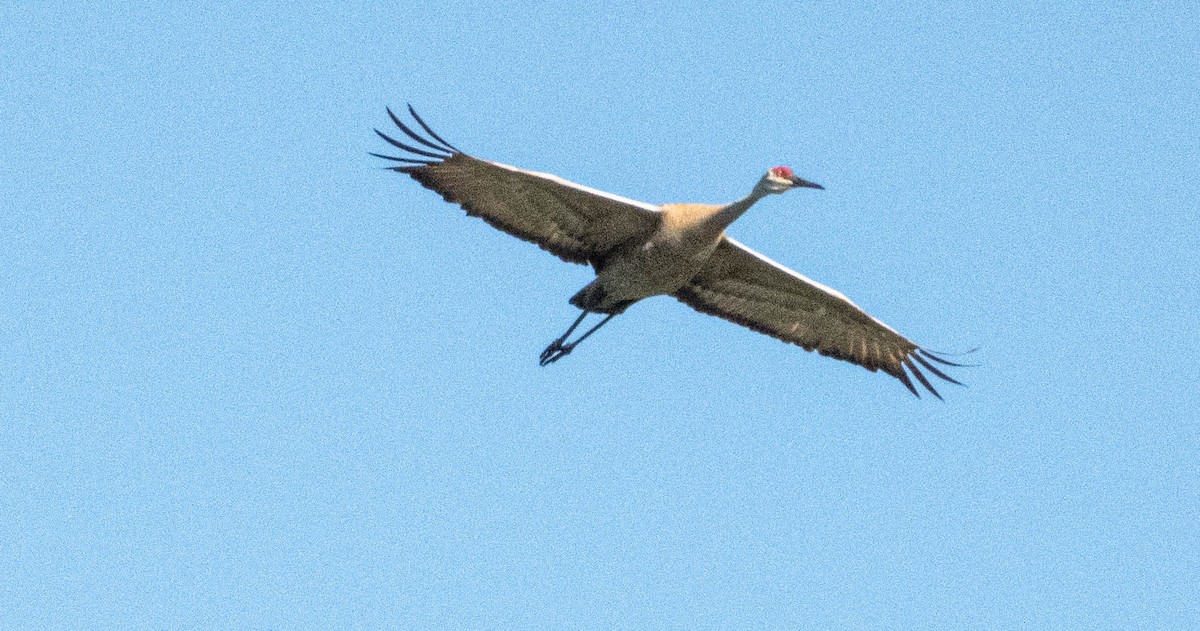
[373,106,660,266]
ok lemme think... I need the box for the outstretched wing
[373,106,661,266]
[673,237,965,398]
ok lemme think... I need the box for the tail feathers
[569,283,634,314]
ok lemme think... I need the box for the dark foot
[539,339,574,366]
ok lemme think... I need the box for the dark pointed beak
[790,176,824,190]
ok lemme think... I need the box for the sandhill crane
[372,106,966,398]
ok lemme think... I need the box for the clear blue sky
[3,2,1198,628]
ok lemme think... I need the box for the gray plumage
[373,106,965,398]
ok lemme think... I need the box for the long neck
[708,190,768,233]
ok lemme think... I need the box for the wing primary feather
[374,129,451,159]
[407,104,463,153]
[911,353,965,386]
[918,348,978,368]
[904,357,943,400]
[368,151,436,165]
[386,107,457,155]
[895,366,921,398]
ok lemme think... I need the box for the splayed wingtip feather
[406,104,463,153]
[904,357,943,400]
[912,352,964,386]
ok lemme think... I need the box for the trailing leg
[539,311,619,366]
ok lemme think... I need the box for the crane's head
[757,166,824,195]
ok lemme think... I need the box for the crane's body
[372,106,966,398]
[576,203,729,313]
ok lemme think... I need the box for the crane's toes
[539,340,573,366]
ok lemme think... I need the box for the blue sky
[3,1,1198,628]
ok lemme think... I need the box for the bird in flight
[372,106,966,398]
